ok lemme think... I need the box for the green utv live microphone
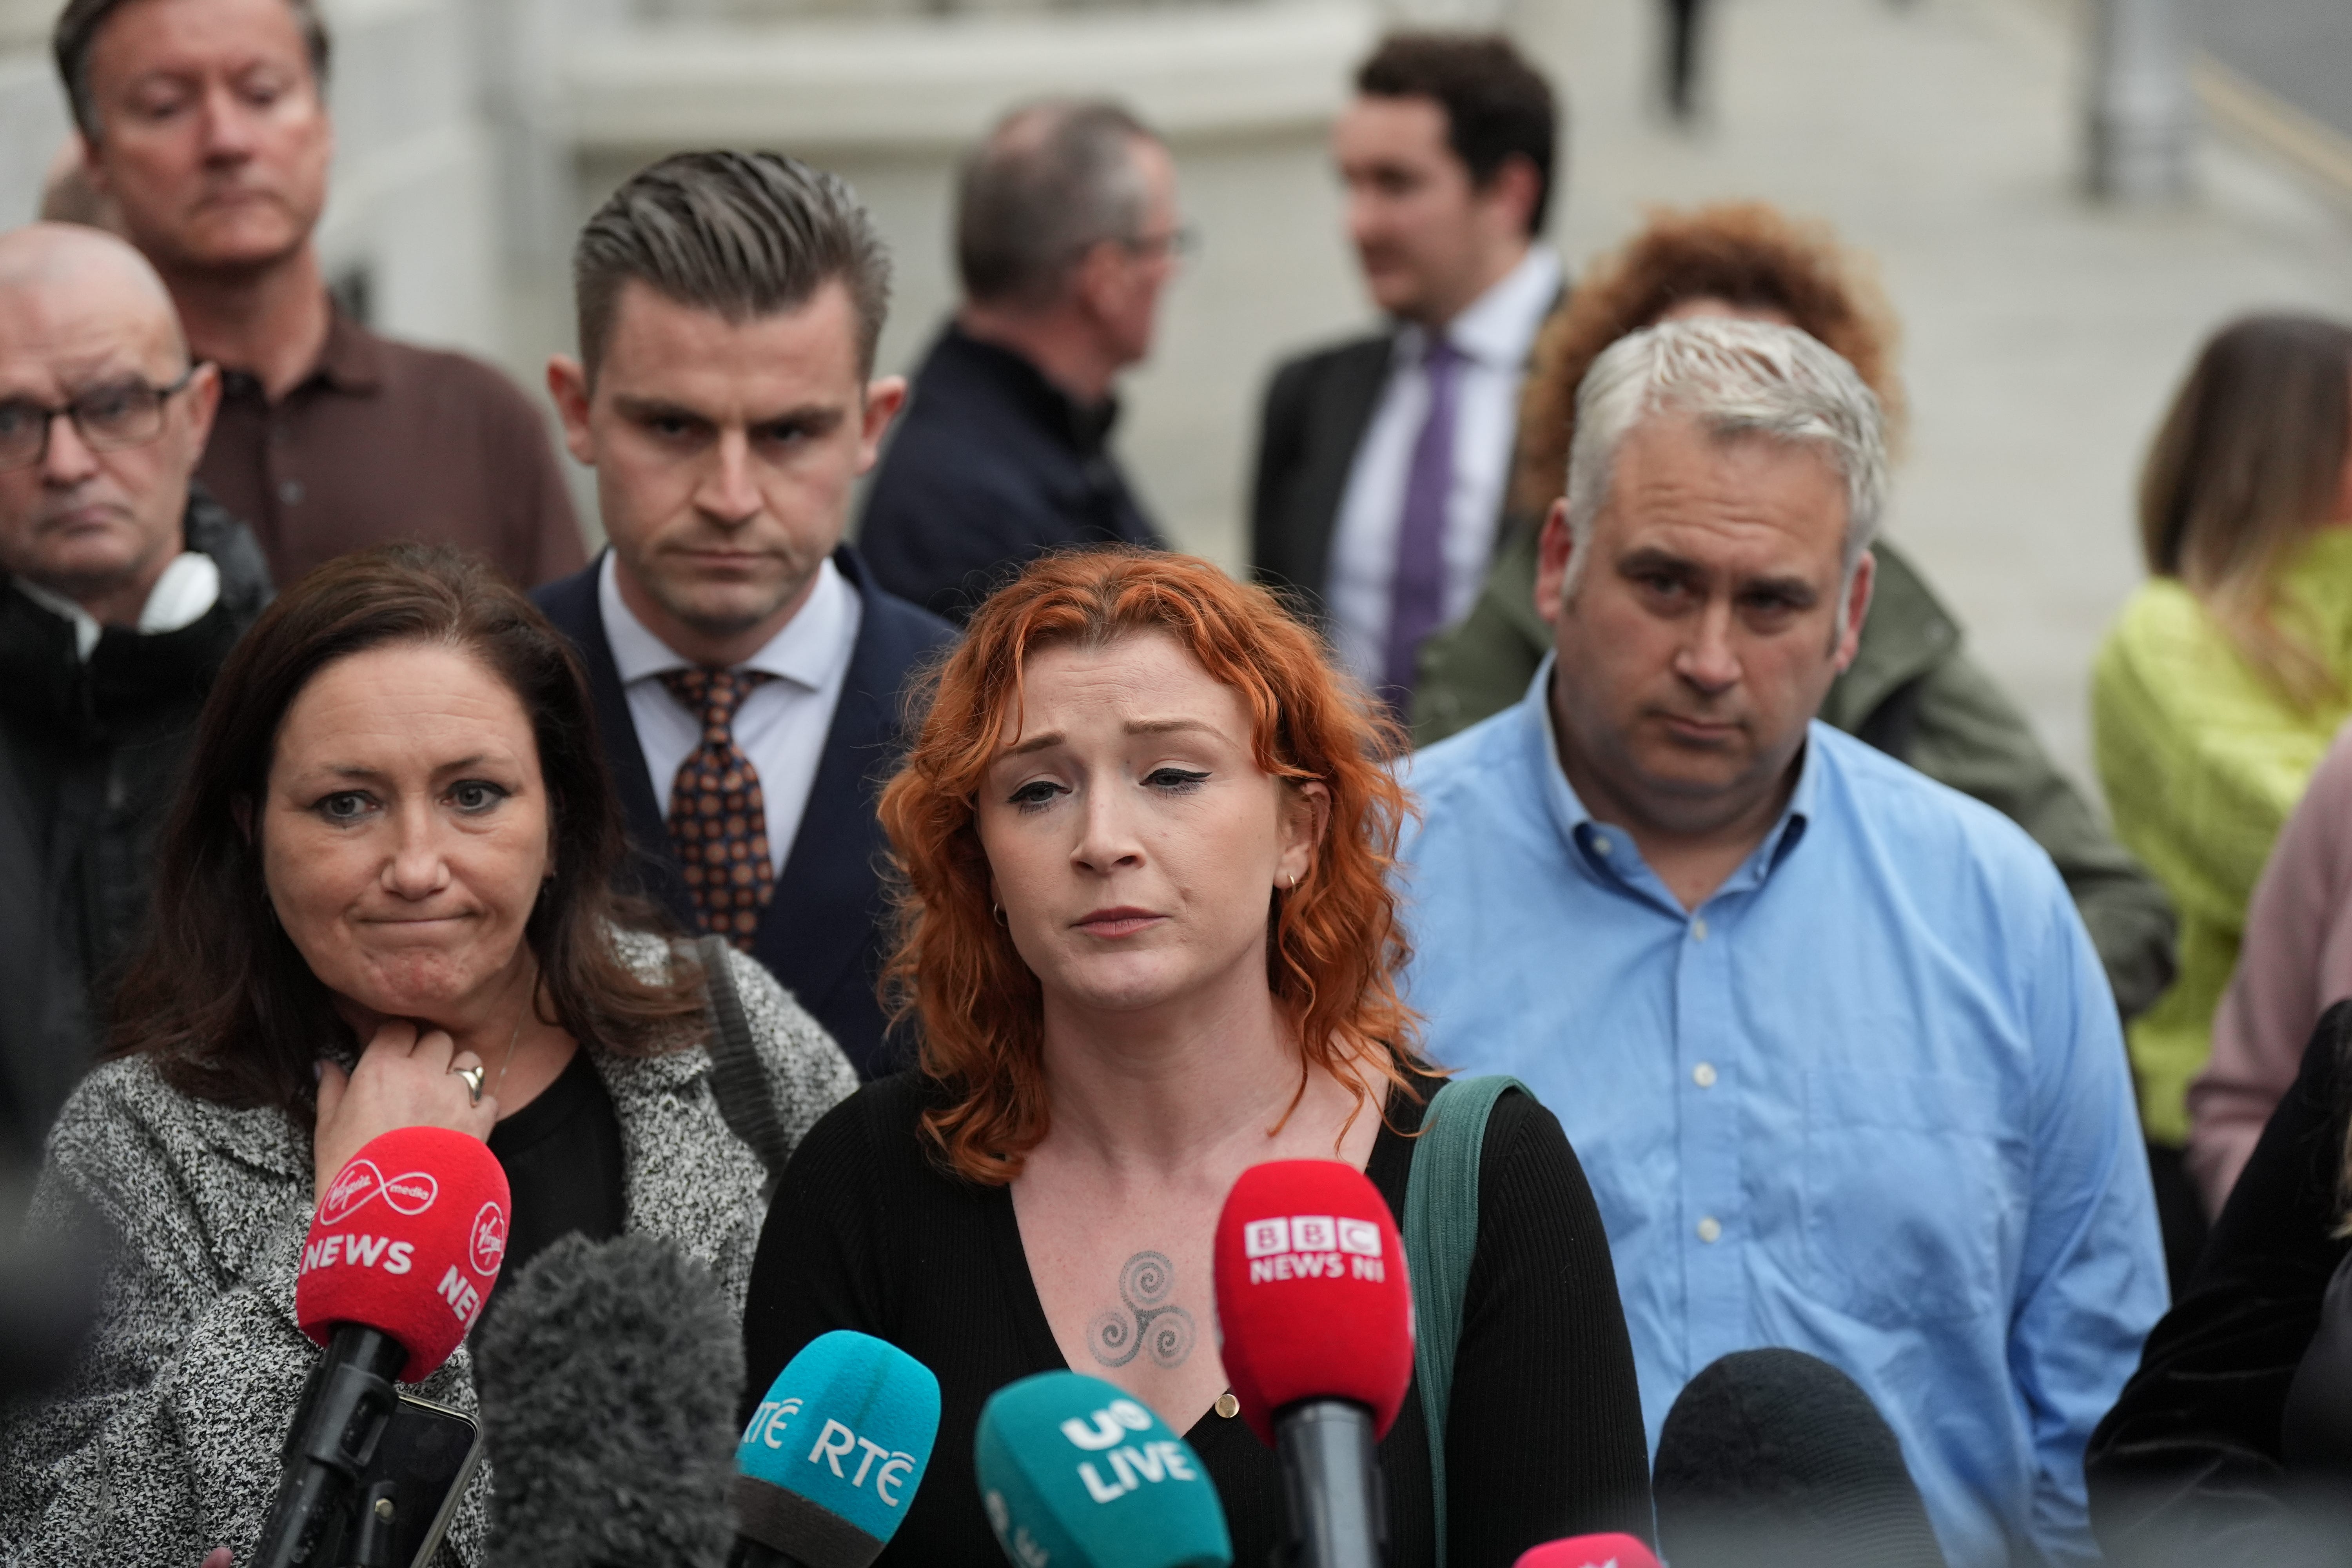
[975,1370,1232,1568]
[735,1330,941,1568]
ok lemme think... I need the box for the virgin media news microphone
[257,1126,511,1568]
[1212,1160,1414,1568]
[973,1370,1231,1568]
[1513,1535,1662,1568]
[734,1329,941,1568]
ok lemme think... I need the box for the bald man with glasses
[0,221,272,1175]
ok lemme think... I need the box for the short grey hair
[1561,318,1889,607]
[956,99,1158,310]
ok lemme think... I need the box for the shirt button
[1591,835,1612,857]
[1693,1062,1717,1088]
[1691,916,1709,941]
[1697,1217,1722,1244]
[279,478,305,505]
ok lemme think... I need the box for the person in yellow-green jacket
[2094,311,2352,1289]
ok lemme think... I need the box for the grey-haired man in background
[1398,318,2165,1567]
[857,100,1179,624]
[0,223,271,1174]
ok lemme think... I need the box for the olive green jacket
[1414,523,2178,1022]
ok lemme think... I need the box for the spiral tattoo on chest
[1087,1250,1198,1369]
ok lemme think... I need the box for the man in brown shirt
[53,0,584,589]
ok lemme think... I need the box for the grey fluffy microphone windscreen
[1653,1347,1948,1568]
[474,1232,742,1568]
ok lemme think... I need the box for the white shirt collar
[1401,247,1563,371]
[598,549,855,693]
[13,549,221,661]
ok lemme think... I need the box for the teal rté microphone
[975,1370,1232,1568]
[734,1330,941,1568]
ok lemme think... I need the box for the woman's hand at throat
[312,1017,500,1207]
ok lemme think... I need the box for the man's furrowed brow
[608,394,846,430]
[1616,546,1701,578]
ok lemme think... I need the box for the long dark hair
[109,545,705,1116]
[2139,313,2352,709]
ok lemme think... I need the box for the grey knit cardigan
[0,933,859,1566]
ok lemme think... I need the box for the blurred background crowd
[3,0,2352,1563]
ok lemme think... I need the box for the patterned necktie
[659,667,777,950]
[1384,335,1465,703]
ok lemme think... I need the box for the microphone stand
[1275,1398,1386,1568]
[255,1323,407,1568]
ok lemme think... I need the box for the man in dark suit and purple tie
[1251,33,1562,713]
[534,150,953,1079]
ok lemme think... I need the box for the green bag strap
[1401,1073,1526,1568]
[690,933,790,1202]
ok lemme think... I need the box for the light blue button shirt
[1397,662,2165,1568]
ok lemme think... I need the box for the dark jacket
[1249,298,1566,621]
[1249,331,1394,618]
[858,324,1163,624]
[0,488,272,1172]
[2085,1001,2352,1566]
[1414,519,2180,1021]
[532,547,954,1079]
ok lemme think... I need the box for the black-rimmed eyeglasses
[0,365,202,473]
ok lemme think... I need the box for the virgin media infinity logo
[318,1159,440,1225]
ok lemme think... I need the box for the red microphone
[1213,1159,1412,1568]
[1514,1534,1663,1568]
[260,1127,511,1568]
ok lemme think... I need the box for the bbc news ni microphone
[735,1328,942,1568]
[1514,1534,1663,1568]
[1212,1159,1415,1568]
[975,1368,1231,1568]
[255,1126,510,1568]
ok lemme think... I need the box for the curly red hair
[878,548,1425,1185]
[1509,201,1908,520]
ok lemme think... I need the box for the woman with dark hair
[741,548,1650,1566]
[1414,200,2174,1025]
[2094,314,2352,1276]
[0,546,857,1564]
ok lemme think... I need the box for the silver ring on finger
[452,1062,486,1105]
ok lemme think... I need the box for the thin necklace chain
[493,1001,525,1100]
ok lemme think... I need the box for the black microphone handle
[254,1321,408,1568]
[1274,1397,1386,1568]
[734,1542,813,1568]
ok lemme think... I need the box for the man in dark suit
[1252,34,1562,710]
[859,100,1175,624]
[536,151,953,1079]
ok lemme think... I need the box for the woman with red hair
[742,548,1648,1565]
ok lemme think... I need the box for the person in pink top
[2187,719,2352,1214]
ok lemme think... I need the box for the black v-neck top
[741,1073,1651,1567]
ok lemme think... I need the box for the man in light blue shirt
[1399,318,2165,1567]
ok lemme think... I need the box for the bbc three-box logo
[1241,1214,1386,1283]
